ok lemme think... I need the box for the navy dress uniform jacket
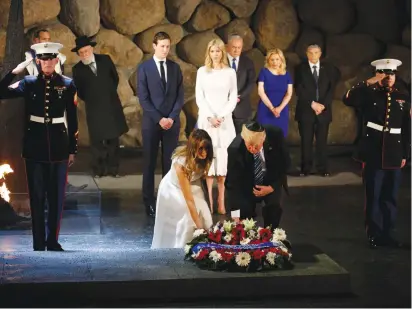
[343,81,411,169]
[0,71,78,162]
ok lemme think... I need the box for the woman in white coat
[195,38,238,215]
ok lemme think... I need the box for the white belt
[367,122,401,134]
[30,115,65,124]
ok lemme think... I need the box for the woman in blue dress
[256,48,293,137]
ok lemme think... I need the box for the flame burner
[0,164,14,202]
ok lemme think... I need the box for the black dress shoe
[320,172,331,177]
[33,246,46,251]
[368,236,379,249]
[299,171,309,177]
[46,243,64,251]
[145,205,156,217]
[110,173,121,178]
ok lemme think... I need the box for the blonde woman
[151,129,214,249]
[257,48,293,137]
[195,38,238,215]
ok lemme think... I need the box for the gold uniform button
[45,106,49,110]
[388,103,391,106]
[45,113,49,116]
[386,122,389,125]
[46,86,50,89]
[46,93,49,96]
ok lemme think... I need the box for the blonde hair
[240,125,266,146]
[204,38,229,71]
[264,48,287,75]
[172,129,213,179]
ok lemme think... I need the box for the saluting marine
[343,58,411,249]
[0,42,78,251]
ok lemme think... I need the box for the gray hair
[307,44,322,51]
[227,34,243,43]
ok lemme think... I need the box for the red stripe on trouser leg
[56,162,69,240]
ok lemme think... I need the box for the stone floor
[0,147,410,307]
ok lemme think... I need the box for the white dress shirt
[227,54,239,72]
[231,148,266,218]
[309,60,320,76]
[153,55,167,82]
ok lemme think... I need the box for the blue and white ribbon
[191,241,283,254]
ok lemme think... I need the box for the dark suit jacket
[225,125,291,215]
[229,54,256,119]
[137,58,184,129]
[72,53,128,141]
[294,61,340,123]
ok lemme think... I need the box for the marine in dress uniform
[343,59,411,249]
[0,42,78,251]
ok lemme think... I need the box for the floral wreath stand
[184,219,294,272]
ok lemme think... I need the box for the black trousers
[233,117,248,135]
[25,159,67,250]
[363,164,401,239]
[298,119,330,173]
[90,137,120,175]
[240,188,283,229]
[142,122,179,206]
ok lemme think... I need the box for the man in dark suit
[72,36,129,178]
[226,34,256,134]
[225,121,291,229]
[294,44,340,176]
[137,32,184,217]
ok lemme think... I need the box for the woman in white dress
[151,129,214,249]
[195,38,238,215]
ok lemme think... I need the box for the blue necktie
[254,153,264,185]
[232,58,237,71]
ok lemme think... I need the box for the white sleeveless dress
[151,156,213,249]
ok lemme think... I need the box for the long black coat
[294,61,340,123]
[225,125,291,215]
[72,53,128,141]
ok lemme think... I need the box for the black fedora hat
[71,35,97,52]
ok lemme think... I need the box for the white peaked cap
[30,42,63,56]
[371,58,402,71]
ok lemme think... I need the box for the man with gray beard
[72,36,128,178]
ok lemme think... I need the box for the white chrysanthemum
[223,220,233,233]
[213,225,219,233]
[235,252,251,267]
[193,229,206,238]
[240,238,251,245]
[184,245,192,254]
[209,250,222,262]
[266,252,276,265]
[281,246,288,253]
[272,228,287,241]
[242,218,256,231]
[223,234,232,242]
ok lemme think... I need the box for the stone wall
[0,0,410,146]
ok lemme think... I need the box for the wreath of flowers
[184,219,293,272]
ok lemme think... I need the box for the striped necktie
[254,153,264,185]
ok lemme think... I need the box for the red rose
[249,239,262,245]
[196,249,209,260]
[208,230,222,243]
[252,250,265,260]
[221,251,234,262]
[259,228,272,242]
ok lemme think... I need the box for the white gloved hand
[12,58,33,75]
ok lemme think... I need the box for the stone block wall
[0,0,410,146]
